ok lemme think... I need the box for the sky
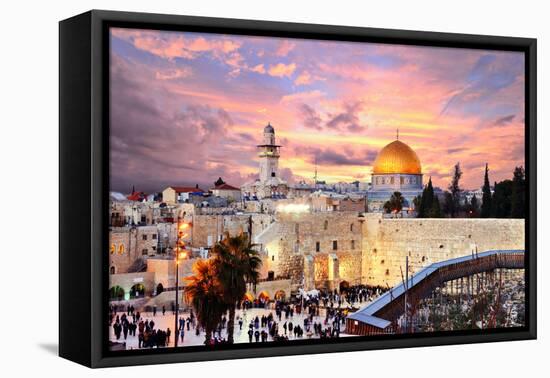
[109,27,525,193]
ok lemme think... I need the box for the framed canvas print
[59,10,537,368]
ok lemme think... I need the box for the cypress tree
[448,163,463,217]
[470,194,479,216]
[481,163,492,218]
[429,195,442,218]
[511,166,526,218]
[417,177,435,218]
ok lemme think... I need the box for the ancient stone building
[254,211,364,290]
[368,135,424,212]
[109,225,159,274]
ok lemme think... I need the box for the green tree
[492,179,513,218]
[468,194,480,217]
[481,163,492,218]
[413,194,422,214]
[417,177,434,218]
[447,163,463,217]
[511,166,526,218]
[383,191,405,214]
[428,195,442,218]
[184,260,228,345]
[211,233,262,344]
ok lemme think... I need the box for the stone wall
[109,272,156,297]
[191,213,273,248]
[361,214,525,287]
[258,211,364,287]
[109,226,159,274]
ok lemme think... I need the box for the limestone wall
[259,211,363,286]
[361,214,525,287]
[109,226,159,274]
[191,213,273,248]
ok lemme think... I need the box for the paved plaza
[110,299,372,349]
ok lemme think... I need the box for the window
[110,266,115,275]
[152,234,157,239]
[332,240,338,250]
[110,244,115,255]
[294,241,300,253]
[152,246,156,251]
[400,177,404,185]
[324,220,328,230]
[351,240,355,250]
[142,249,148,255]
[142,234,147,240]
[390,177,394,184]
[272,255,275,261]
[118,244,124,254]
[295,223,299,234]
[271,172,276,177]
[350,223,354,232]
[315,241,320,252]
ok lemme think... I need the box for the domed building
[367,136,423,213]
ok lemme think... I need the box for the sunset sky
[110,28,525,193]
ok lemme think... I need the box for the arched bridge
[346,249,525,335]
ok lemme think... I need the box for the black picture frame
[59,9,537,368]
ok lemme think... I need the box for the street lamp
[174,217,190,348]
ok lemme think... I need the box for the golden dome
[372,140,421,174]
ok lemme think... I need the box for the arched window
[350,223,354,232]
[110,244,115,255]
[324,220,328,230]
[110,266,116,275]
[118,244,124,255]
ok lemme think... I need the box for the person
[162,305,166,316]
[153,305,157,317]
[238,318,243,330]
[180,327,185,343]
[254,330,260,342]
[113,321,122,340]
[248,329,253,343]
[166,328,171,344]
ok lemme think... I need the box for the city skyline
[110,28,525,193]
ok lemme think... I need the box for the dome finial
[396,128,399,140]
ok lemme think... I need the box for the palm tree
[211,232,262,344]
[184,259,227,345]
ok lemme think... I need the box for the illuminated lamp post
[174,217,190,347]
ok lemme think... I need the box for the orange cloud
[268,63,297,77]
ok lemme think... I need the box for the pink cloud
[251,64,266,74]
[155,67,192,80]
[275,40,296,56]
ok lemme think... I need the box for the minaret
[257,123,281,182]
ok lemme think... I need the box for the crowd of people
[109,284,386,349]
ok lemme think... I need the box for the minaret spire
[314,156,318,184]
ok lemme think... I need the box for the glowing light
[178,251,187,260]
[276,203,310,214]
[179,223,189,230]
